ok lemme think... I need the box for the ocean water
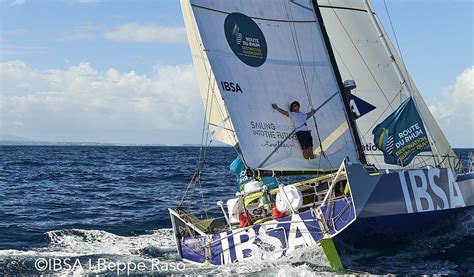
[0,146,473,275]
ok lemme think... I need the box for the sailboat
[169,0,474,269]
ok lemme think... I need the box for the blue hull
[341,163,474,247]
[337,205,474,247]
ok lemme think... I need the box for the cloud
[57,22,186,43]
[65,0,103,4]
[58,22,100,41]
[0,60,202,143]
[429,66,474,147]
[9,0,25,6]
[59,33,95,41]
[104,23,186,44]
[0,44,44,56]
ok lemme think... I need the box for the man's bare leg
[307,147,314,159]
[302,149,309,159]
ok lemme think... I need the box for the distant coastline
[0,140,469,149]
[0,140,230,147]
[0,134,466,149]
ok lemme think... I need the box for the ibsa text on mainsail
[220,81,242,93]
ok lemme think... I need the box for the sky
[0,0,472,147]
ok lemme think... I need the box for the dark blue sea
[0,146,473,275]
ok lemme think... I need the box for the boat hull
[169,163,474,265]
[169,195,356,266]
[337,205,474,247]
[341,163,474,245]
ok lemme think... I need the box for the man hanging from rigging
[272,101,316,159]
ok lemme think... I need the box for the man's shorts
[296,131,313,149]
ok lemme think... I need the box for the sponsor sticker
[224,13,267,67]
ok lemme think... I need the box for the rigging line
[285,1,311,104]
[179,171,197,206]
[416,153,437,168]
[188,1,238,149]
[188,2,213,167]
[180,3,206,207]
[205,70,239,150]
[285,1,333,168]
[365,153,450,158]
[181,3,240,214]
[327,0,395,111]
[382,1,439,163]
[197,140,212,217]
[312,2,363,168]
[308,4,350,168]
[196,56,225,217]
[198,59,214,156]
[383,0,414,94]
[290,0,312,11]
[208,122,234,133]
[190,4,242,168]
[362,0,444,168]
[357,129,383,169]
[200,46,238,151]
[331,40,355,81]
[195,62,213,177]
[209,88,239,147]
[186,4,219,214]
[316,10,359,146]
[192,70,213,215]
[207,73,231,132]
[361,87,403,138]
[204,62,237,148]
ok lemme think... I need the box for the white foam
[5,218,471,275]
[202,243,332,275]
[0,228,176,258]
[0,228,337,275]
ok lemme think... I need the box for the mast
[362,0,445,167]
[311,0,367,165]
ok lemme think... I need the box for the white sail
[319,0,457,169]
[181,1,237,146]
[186,0,360,172]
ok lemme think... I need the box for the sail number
[220,81,242,93]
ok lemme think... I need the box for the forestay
[187,0,360,172]
[181,1,237,146]
[319,0,457,169]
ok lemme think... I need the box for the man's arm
[272,103,289,116]
[306,108,316,119]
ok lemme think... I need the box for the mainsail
[319,0,458,169]
[183,0,361,172]
[181,1,237,146]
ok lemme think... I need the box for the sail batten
[192,3,320,23]
[183,0,360,172]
